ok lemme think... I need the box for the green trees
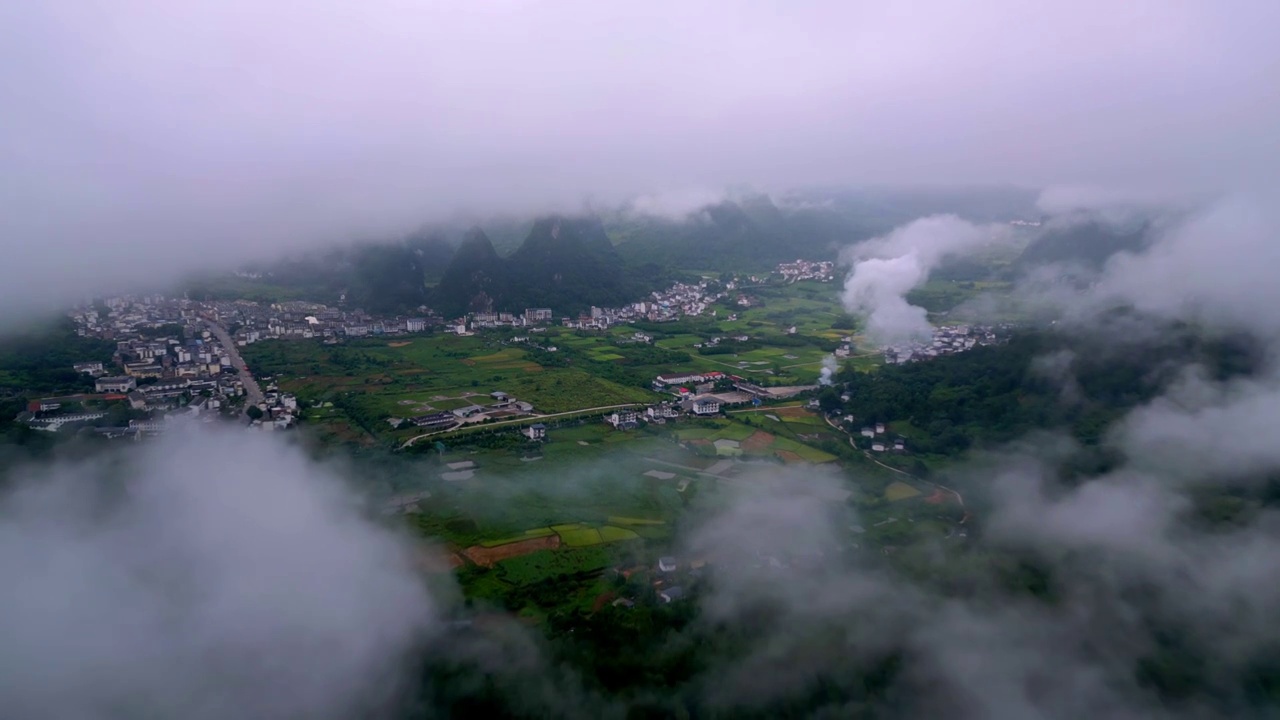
[836,327,1260,456]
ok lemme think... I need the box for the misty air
[2,2,1280,718]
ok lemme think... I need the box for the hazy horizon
[3,0,1279,312]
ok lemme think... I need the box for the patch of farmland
[598,526,641,542]
[676,428,719,441]
[468,348,526,364]
[608,516,666,526]
[478,527,557,548]
[885,481,923,501]
[715,422,758,441]
[713,438,742,456]
[462,534,561,566]
[741,431,776,452]
[557,526,605,547]
[771,436,838,463]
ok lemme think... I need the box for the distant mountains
[1017,217,1153,270]
[196,187,1047,317]
[431,217,666,318]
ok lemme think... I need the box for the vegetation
[432,218,682,317]
[0,318,114,395]
[833,323,1261,458]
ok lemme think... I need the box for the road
[205,321,264,416]
[400,403,645,449]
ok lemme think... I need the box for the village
[880,323,1011,364]
[19,296,309,438]
[774,258,837,283]
[37,267,1002,442]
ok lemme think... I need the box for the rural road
[400,403,645,449]
[205,321,264,417]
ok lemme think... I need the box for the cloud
[839,215,1005,343]
[818,354,838,385]
[1090,193,1280,336]
[1116,366,1280,484]
[0,425,436,719]
[624,189,727,220]
[645,452,1280,718]
[2,0,1279,313]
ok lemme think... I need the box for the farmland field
[242,335,657,443]
[478,527,557,547]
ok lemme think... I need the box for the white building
[606,410,640,429]
[689,397,721,415]
[96,376,137,393]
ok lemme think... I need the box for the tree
[817,387,843,412]
[246,405,264,420]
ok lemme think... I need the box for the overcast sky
[2,0,1278,308]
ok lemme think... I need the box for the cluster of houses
[774,259,836,283]
[250,381,302,431]
[859,422,907,453]
[439,277,734,337]
[71,270,752,357]
[881,324,1009,364]
[446,308,554,334]
[450,279,729,335]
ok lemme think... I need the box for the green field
[598,525,642,542]
[237,280,881,446]
[478,527,557,547]
[242,335,657,443]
